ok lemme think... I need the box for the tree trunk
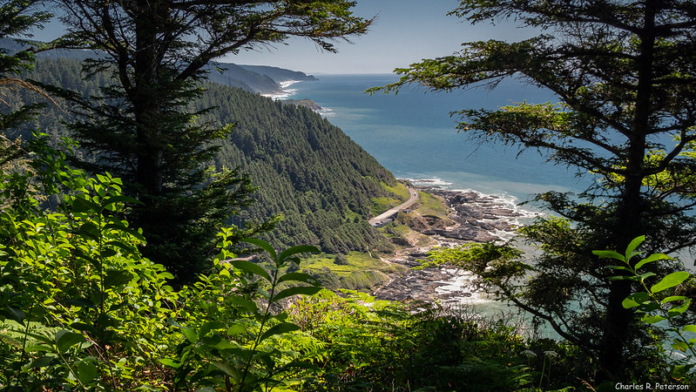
[132,3,164,223]
[598,0,657,379]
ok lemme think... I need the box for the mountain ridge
[1,38,316,95]
[5,56,401,253]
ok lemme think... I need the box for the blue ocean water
[282,74,586,208]
[280,76,696,345]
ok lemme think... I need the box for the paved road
[369,187,419,226]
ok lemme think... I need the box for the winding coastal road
[369,187,419,227]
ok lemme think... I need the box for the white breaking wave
[451,187,539,219]
[318,107,335,118]
[434,269,492,304]
[261,80,301,100]
[279,80,301,88]
[401,177,453,187]
[453,187,542,243]
[263,80,334,117]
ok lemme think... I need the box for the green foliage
[596,236,696,383]
[420,242,525,275]
[333,254,348,266]
[36,0,372,283]
[371,197,403,217]
[1,139,589,390]
[0,1,49,76]
[288,291,579,391]
[300,251,401,290]
[4,135,674,391]
[416,191,450,216]
[372,0,696,379]
[419,242,532,305]
[370,180,413,217]
[1,135,176,390]
[0,136,324,391]
[13,58,398,258]
[162,236,322,391]
[421,229,693,385]
[0,0,52,165]
[36,57,261,284]
[199,82,398,253]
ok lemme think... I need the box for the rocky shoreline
[420,187,524,243]
[373,186,531,304]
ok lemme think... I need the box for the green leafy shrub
[0,135,174,390]
[288,291,553,391]
[0,134,323,391]
[333,254,348,266]
[596,236,696,385]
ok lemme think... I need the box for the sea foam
[434,269,492,304]
[261,80,301,100]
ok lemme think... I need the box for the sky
[229,1,527,74]
[30,1,531,75]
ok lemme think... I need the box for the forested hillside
[204,63,317,94]
[203,63,282,94]
[238,64,318,83]
[0,38,316,96]
[201,82,396,252]
[10,57,398,252]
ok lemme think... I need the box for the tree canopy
[0,0,51,165]
[11,57,399,255]
[375,0,696,381]
[43,0,372,281]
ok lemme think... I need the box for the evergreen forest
[6,57,398,255]
[1,0,695,391]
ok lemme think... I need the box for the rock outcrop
[373,186,532,304]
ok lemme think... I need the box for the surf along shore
[372,182,539,305]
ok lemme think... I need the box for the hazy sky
[30,1,531,75]
[230,0,527,74]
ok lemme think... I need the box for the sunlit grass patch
[303,251,403,277]
[416,191,450,216]
[371,181,411,216]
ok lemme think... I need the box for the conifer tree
[48,0,371,281]
[1,0,51,165]
[375,0,696,381]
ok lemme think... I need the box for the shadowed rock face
[405,215,431,232]
[390,236,411,247]
[422,215,450,229]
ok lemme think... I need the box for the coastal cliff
[372,185,529,303]
[282,99,323,111]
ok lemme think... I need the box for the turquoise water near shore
[280,75,696,345]
[282,74,587,207]
[278,74,572,335]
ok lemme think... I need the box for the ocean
[277,74,586,213]
[276,75,695,345]
[272,74,581,327]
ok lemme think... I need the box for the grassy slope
[416,190,450,216]
[380,188,454,249]
[308,184,454,292]
[370,181,411,217]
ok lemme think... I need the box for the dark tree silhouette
[47,0,372,281]
[375,0,696,380]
